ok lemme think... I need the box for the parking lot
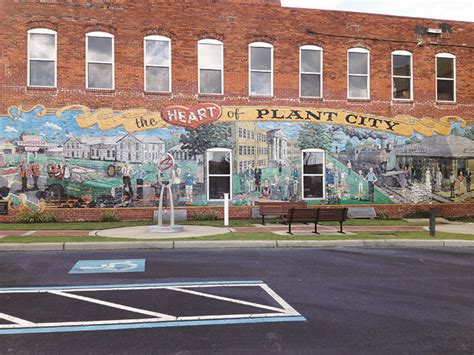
[0,247,473,353]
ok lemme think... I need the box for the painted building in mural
[0,0,473,211]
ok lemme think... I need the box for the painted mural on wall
[0,104,473,209]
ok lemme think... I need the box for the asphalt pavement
[0,247,473,354]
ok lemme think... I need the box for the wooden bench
[286,208,319,234]
[315,208,348,234]
[258,201,306,225]
[286,207,348,234]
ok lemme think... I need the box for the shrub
[403,209,431,219]
[191,210,219,221]
[376,212,390,220]
[100,211,120,222]
[15,205,57,223]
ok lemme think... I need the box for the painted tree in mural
[463,127,474,140]
[179,123,233,155]
[297,123,333,150]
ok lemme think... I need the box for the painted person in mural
[30,159,40,190]
[135,164,147,200]
[121,162,134,198]
[18,158,30,193]
[365,167,378,202]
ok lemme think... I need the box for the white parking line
[166,286,286,313]
[0,312,35,326]
[48,291,175,320]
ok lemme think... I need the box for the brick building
[0,0,473,218]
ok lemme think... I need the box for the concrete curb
[65,241,174,251]
[174,240,277,249]
[0,239,473,252]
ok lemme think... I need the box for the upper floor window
[392,50,412,100]
[348,48,369,99]
[28,28,57,87]
[300,45,322,98]
[249,42,273,96]
[86,31,114,89]
[144,35,171,92]
[198,39,223,95]
[436,53,456,102]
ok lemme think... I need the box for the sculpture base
[148,224,184,233]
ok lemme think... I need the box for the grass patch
[0,218,428,230]
[0,231,472,244]
[0,221,155,230]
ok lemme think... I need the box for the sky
[281,0,474,22]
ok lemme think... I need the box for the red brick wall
[0,0,473,120]
[0,204,472,223]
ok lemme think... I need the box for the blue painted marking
[69,259,146,274]
[0,280,264,292]
[0,316,306,335]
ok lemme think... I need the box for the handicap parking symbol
[69,259,146,274]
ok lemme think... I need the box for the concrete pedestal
[148,225,184,233]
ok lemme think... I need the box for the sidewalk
[0,222,473,251]
[0,224,426,237]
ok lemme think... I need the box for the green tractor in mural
[44,163,125,207]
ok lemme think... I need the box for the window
[436,53,456,102]
[392,50,412,100]
[348,48,369,99]
[301,149,325,199]
[86,31,114,89]
[249,42,273,96]
[198,39,223,94]
[144,35,171,92]
[300,45,322,98]
[28,28,57,87]
[207,148,232,200]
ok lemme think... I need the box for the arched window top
[348,47,369,53]
[207,147,232,152]
[436,52,455,59]
[28,28,56,35]
[249,41,273,48]
[198,38,223,45]
[145,35,170,42]
[300,45,323,51]
[392,50,412,56]
[302,148,325,153]
[86,31,113,38]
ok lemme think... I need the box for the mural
[1,104,473,209]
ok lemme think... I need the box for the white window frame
[198,39,224,95]
[144,35,171,93]
[249,42,273,97]
[347,47,370,99]
[86,31,114,90]
[301,148,326,200]
[27,28,57,88]
[206,147,232,201]
[299,45,323,98]
[391,50,413,101]
[435,53,456,103]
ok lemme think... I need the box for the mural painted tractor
[45,164,123,207]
